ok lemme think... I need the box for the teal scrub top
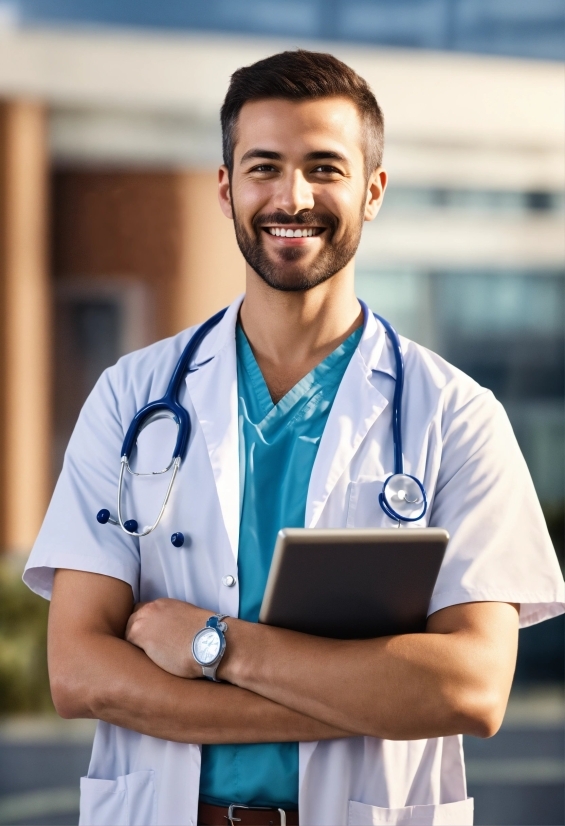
[199,322,363,808]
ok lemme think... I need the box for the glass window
[356,267,565,506]
[53,278,152,478]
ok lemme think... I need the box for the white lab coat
[24,297,565,826]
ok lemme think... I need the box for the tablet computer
[259,528,449,639]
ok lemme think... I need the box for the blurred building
[0,6,563,826]
[0,22,563,558]
[3,0,565,60]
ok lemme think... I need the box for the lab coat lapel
[185,300,241,561]
[305,310,390,528]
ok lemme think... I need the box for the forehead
[234,97,365,163]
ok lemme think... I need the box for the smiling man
[229,99,369,296]
[24,51,564,826]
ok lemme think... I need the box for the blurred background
[0,2,563,824]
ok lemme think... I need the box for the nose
[274,169,315,215]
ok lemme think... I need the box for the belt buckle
[226,804,286,826]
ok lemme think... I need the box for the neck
[238,262,363,403]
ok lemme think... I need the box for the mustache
[253,211,337,232]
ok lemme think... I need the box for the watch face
[194,628,221,664]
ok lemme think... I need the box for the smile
[263,226,324,238]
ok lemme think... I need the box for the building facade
[0,28,563,564]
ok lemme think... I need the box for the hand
[125,599,211,678]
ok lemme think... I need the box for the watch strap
[206,613,228,631]
[202,664,221,681]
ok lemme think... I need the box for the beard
[232,207,364,292]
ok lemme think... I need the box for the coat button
[222,575,236,587]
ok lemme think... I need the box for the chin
[257,267,336,293]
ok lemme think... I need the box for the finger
[124,613,138,641]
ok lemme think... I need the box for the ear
[218,165,233,219]
[364,167,387,222]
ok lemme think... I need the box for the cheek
[317,184,364,219]
[232,182,272,222]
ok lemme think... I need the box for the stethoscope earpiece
[98,509,186,546]
[96,308,228,541]
[97,306,429,539]
[96,509,117,526]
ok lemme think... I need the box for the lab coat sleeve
[23,364,141,602]
[428,389,565,627]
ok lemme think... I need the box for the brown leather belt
[198,801,299,825]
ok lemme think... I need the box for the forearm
[220,603,519,740]
[220,626,466,740]
[51,631,352,743]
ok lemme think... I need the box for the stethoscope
[96,305,427,545]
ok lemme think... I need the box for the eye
[249,164,278,174]
[312,165,342,175]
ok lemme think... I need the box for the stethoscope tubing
[116,456,181,537]
[364,304,427,523]
[109,307,227,537]
[372,312,405,476]
[120,307,228,463]
[100,302,427,536]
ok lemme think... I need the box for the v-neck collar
[236,324,273,417]
[186,297,394,558]
[236,323,363,425]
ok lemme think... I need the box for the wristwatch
[192,614,229,681]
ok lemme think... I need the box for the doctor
[25,50,564,826]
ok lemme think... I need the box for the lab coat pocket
[79,770,156,826]
[347,478,397,528]
[347,798,473,825]
[347,479,427,529]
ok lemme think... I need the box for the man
[25,50,564,826]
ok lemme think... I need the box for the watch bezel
[192,625,226,667]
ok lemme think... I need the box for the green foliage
[0,557,54,715]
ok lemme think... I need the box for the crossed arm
[49,569,519,743]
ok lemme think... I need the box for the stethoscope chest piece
[372,309,428,525]
[97,305,430,539]
[379,473,427,522]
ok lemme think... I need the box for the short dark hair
[221,49,384,176]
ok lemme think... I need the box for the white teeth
[268,227,317,237]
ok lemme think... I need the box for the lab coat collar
[190,295,244,365]
[192,296,396,375]
[185,296,397,554]
[305,302,393,528]
[358,300,397,380]
[184,297,243,562]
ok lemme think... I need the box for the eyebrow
[304,151,348,163]
[240,148,349,164]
